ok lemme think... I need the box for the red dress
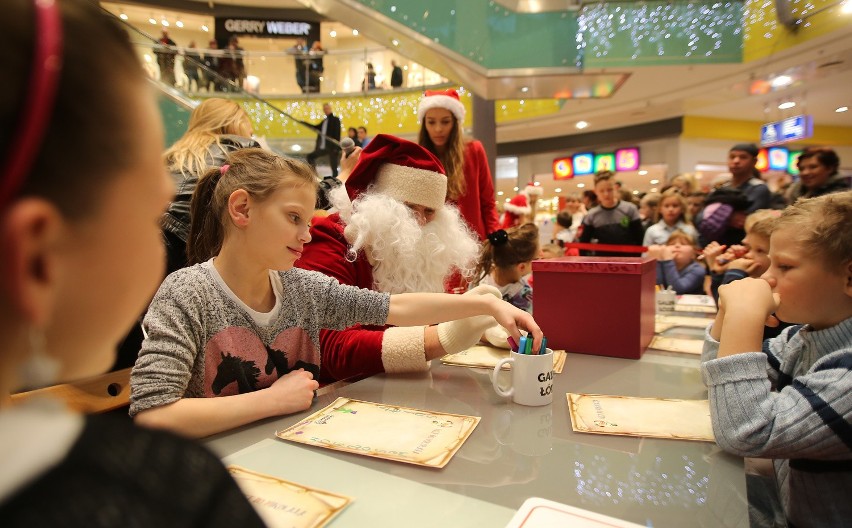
[449,141,500,240]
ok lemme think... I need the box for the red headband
[0,0,64,210]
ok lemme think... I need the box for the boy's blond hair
[745,209,781,239]
[594,170,615,185]
[774,191,852,271]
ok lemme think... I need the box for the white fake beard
[340,192,479,294]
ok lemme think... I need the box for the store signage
[760,115,813,146]
[551,147,641,180]
[754,146,802,174]
[215,17,319,40]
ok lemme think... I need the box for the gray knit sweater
[130,261,389,417]
[701,317,852,528]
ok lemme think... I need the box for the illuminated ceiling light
[649,179,659,184]
[770,75,792,88]
[149,16,156,25]
[632,190,639,195]
[513,187,519,191]
[201,24,209,32]
[176,19,184,28]
[497,191,504,196]
[505,198,511,203]
[555,188,562,193]
[778,101,796,110]
[533,181,541,186]
[329,30,337,38]
[843,0,852,14]
[391,39,400,46]
[520,86,529,93]
[577,183,585,188]
[639,170,648,175]
[291,144,302,152]
[391,5,397,12]
[836,106,849,113]
[352,29,359,36]
[119,12,128,20]
[575,120,589,129]
[161,19,169,27]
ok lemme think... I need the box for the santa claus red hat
[523,182,544,196]
[417,89,466,123]
[344,134,447,211]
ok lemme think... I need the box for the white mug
[491,349,554,406]
[656,289,676,312]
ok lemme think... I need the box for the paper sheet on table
[227,466,351,528]
[675,294,718,313]
[505,497,645,528]
[276,397,479,468]
[567,393,715,442]
[441,345,566,374]
[655,314,711,333]
[648,335,704,355]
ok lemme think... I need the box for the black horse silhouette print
[211,352,261,395]
[265,345,320,379]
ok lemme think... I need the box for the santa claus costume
[500,183,543,229]
[297,135,481,382]
[417,89,500,240]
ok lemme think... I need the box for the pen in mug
[507,336,518,352]
[525,336,533,355]
[539,336,548,355]
[518,335,528,355]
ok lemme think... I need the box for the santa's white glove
[483,324,511,349]
[436,285,501,355]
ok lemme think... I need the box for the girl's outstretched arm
[386,285,543,351]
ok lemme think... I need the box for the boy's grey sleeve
[701,337,852,459]
[129,278,204,417]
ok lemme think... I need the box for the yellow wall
[682,115,852,146]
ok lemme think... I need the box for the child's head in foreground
[593,171,618,208]
[765,191,852,329]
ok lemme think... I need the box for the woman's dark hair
[474,223,539,284]
[1,0,144,220]
[556,210,573,229]
[187,149,318,264]
[797,147,840,174]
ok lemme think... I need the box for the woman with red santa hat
[417,89,500,241]
[500,182,544,229]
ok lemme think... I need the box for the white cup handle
[492,358,515,398]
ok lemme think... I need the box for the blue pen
[518,335,527,355]
[539,336,548,355]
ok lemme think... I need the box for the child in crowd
[705,209,779,302]
[130,149,542,438]
[473,224,540,313]
[638,191,660,231]
[579,171,644,256]
[552,209,574,246]
[0,2,264,524]
[687,191,707,219]
[642,189,699,247]
[539,243,564,259]
[647,231,706,294]
[702,191,852,528]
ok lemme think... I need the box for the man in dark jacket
[305,103,342,177]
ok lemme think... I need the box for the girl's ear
[0,198,64,326]
[226,189,251,227]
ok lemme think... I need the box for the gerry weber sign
[760,115,813,147]
[215,17,319,41]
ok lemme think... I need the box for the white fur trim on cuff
[374,163,447,211]
[381,326,429,373]
[503,202,531,215]
[418,95,465,123]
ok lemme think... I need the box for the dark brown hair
[0,0,144,220]
[187,148,318,264]
[797,147,840,174]
[474,223,539,284]
[418,116,465,200]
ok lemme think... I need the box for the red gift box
[532,256,656,359]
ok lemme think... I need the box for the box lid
[532,256,655,275]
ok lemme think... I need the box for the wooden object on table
[10,368,131,413]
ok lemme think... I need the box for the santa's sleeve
[299,216,429,382]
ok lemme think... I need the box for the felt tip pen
[518,335,528,355]
[539,336,548,355]
[507,336,518,352]
[525,336,533,355]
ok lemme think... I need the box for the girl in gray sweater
[131,148,542,438]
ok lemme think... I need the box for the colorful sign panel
[615,148,640,171]
[788,150,802,175]
[767,147,789,171]
[552,157,574,180]
[594,153,616,173]
[573,153,595,175]
[760,115,813,146]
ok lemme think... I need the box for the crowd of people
[153,30,247,93]
[2,3,849,527]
